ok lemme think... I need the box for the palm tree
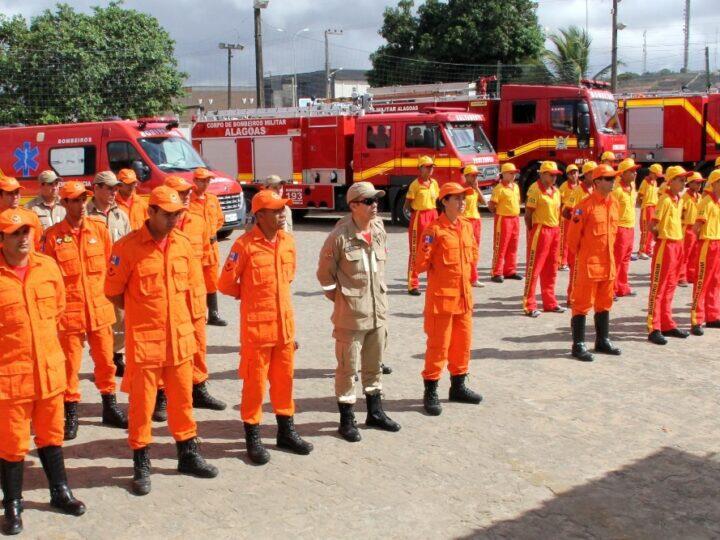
[544,26,592,83]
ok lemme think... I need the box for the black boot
[365,393,401,431]
[101,394,128,429]
[276,415,314,455]
[176,438,218,478]
[0,459,23,535]
[63,402,79,441]
[244,423,270,465]
[381,364,393,375]
[423,379,442,416]
[338,403,361,442]
[448,374,483,404]
[571,315,594,362]
[206,293,227,326]
[37,446,85,516]
[594,311,621,355]
[113,352,125,378]
[132,447,151,496]
[152,389,167,422]
[192,382,227,411]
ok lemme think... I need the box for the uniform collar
[592,190,613,205]
[581,183,593,194]
[537,181,556,195]
[56,217,93,235]
[0,250,42,274]
[138,223,179,246]
[249,224,284,245]
[87,199,118,215]
[438,213,461,230]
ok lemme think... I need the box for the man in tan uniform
[317,182,401,442]
[24,170,66,230]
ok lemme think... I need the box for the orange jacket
[43,217,115,332]
[218,226,296,345]
[414,214,476,315]
[0,251,67,401]
[104,226,198,368]
[178,211,214,270]
[567,191,620,281]
[117,193,149,231]
[190,192,224,238]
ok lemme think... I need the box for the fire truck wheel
[393,189,411,227]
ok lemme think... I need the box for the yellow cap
[648,163,664,178]
[600,151,616,162]
[418,155,434,168]
[581,161,598,176]
[462,164,479,176]
[615,158,640,176]
[539,161,562,175]
[686,171,703,184]
[566,164,579,174]
[500,163,520,174]
[707,169,720,186]
[715,157,720,167]
[665,165,692,182]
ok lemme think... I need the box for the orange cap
[539,161,562,175]
[149,186,185,212]
[164,175,194,192]
[251,189,291,213]
[615,158,640,176]
[0,177,23,192]
[60,181,91,200]
[0,209,33,234]
[117,169,138,184]
[439,182,473,199]
[500,163,520,174]
[592,164,616,180]
[193,168,215,181]
[566,164,579,174]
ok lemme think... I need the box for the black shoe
[206,293,228,326]
[132,447,151,496]
[244,423,270,465]
[276,416,314,455]
[176,438,218,478]
[491,275,504,283]
[546,306,567,313]
[192,382,227,411]
[571,315,594,362]
[691,324,704,336]
[648,330,668,345]
[63,402,79,441]
[423,379,442,416]
[338,403,361,442]
[365,393,401,431]
[37,446,85,516]
[381,364,393,375]
[0,459,24,535]
[408,288,421,296]
[101,394,128,429]
[113,352,125,378]
[626,291,638,297]
[525,310,541,318]
[448,374,483,404]
[505,274,524,280]
[706,320,720,329]
[152,389,167,422]
[662,328,690,339]
[594,311,621,355]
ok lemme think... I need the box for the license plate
[225,213,238,222]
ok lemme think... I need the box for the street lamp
[292,28,309,107]
[328,67,343,99]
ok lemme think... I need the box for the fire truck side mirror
[132,160,151,182]
[577,102,591,138]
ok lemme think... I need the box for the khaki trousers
[333,326,385,404]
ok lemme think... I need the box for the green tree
[0,2,186,125]
[543,26,591,83]
[367,0,544,87]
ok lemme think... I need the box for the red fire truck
[618,93,720,174]
[0,118,246,237]
[191,103,499,225]
[371,80,628,196]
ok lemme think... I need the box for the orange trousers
[523,225,560,312]
[203,242,219,293]
[60,325,116,402]
[192,316,208,385]
[0,394,64,462]
[647,239,682,333]
[491,215,519,278]
[690,239,720,326]
[569,267,614,316]
[240,341,295,425]
[422,310,472,381]
[408,209,438,290]
[469,218,481,283]
[127,361,196,450]
[614,226,635,296]
[639,206,656,255]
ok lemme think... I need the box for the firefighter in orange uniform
[415,182,482,417]
[522,161,566,317]
[219,189,313,465]
[116,169,149,231]
[647,166,692,345]
[0,176,43,251]
[404,155,440,295]
[678,172,703,286]
[689,169,720,336]
[164,175,226,411]
[566,165,622,362]
[43,181,127,440]
[611,158,640,298]
[557,163,579,270]
[0,210,85,535]
[489,163,522,282]
[189,167,227,326]
[462,164,485,287]
[637,163,663,259]
[105,186,218,496]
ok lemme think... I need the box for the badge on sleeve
[423,234,434,244]
[110,255,120,266]
[228,251,238,262]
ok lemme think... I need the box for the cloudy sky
[2,0,719,85]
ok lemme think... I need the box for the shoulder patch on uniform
[110,254,120,266]
[423,234,434,244]
[229,251,238,262]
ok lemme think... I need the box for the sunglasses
[354,198,379,206]
[597,176,615,182]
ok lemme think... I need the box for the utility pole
[706,46,711,92]
[611,0,619,93]
[254,1,269,109]
[324,29,343,99]
[642,30,647,74]
[585,0,589,34]
[218,42,244,109]
[683,0,691,72]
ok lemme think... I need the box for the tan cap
[93,171,120,187]
[346,182,386,203]
[263,175,286,187]
[38,170,60,184]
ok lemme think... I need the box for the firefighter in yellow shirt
[678,172,703,286]
[489,163,522,282]
[611,158,640,297]
[462,165,485,287]
[557,164,579,270]
[637,163,663,259]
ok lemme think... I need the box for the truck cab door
[357,121,395,186]
[401,122,448,183]
[106,140,151,182]
[549,99,584,159]
[705,96,720,163]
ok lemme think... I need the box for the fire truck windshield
[445,123,494,155]
[139,136,207,171]
[592,99,623,135]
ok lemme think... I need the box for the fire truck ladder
[200,101,364,121]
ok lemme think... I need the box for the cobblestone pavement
[19,213,720,539]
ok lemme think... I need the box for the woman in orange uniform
[557,164,579,270]
[415,183,482,417]
[462,164,485,287]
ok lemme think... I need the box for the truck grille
[218,193,245,227]
[480,165,499,181]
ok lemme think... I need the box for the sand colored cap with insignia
[346,181,385,203]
